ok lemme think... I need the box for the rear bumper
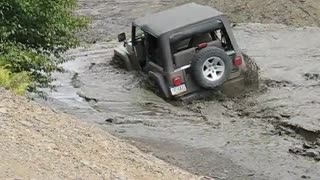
[176,75,245,101]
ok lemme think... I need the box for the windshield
[136,27,144,37]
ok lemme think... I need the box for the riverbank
[0,88,198,179]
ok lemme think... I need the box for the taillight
[233,55,243,67]
[172,76,182,86]
[197,43,208,50]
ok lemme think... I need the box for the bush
[0,66,31,95]
[0,0,87,94]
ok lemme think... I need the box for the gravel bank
[0,89,198,180]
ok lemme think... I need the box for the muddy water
[39,1,320,179]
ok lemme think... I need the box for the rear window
[145,33,162,66]
[171,23,234,53]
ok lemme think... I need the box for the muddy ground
[39,0,320,179]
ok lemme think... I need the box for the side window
[172,38,191,52]
[211,28,233,50]
[145,33,161,66]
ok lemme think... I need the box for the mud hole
[36,0,320,179]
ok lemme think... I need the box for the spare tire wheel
[191,47,232,89]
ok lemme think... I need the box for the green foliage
[0,0,87,94]
[0,66,31,95]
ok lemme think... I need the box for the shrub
[0,66,31,95]
[0,0,87,94]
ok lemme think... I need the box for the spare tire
[191,47,232,89]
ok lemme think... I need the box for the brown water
[39,1,320,179]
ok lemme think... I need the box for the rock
[302,142,313,149]
[280,113,291,118]
[301,175,311,179]
[304,73,320,81]
[289,147,302,154]
[117,129,126,134]
[199,176,215,180]
[303,149,319,158]
[279,126,295,135]
[105,118,115,123]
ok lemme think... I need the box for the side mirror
[118,33,126,42]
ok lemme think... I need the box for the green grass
[0,67,31,95]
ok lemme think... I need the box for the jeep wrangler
[113,3,257,100]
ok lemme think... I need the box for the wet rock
[289,144,320,160]
[77,92,98,103]
[89,63,96,70]
[105,118,115,123]
[71,73,83,88]
[301,175,311,179]
[303,142,313,149]
[279,113,291,118]
[199,176,215,180]
[116,129,126,134]
[107,119,143,125]
[278,126,296,135]
[304,149,319,158]
[289,146,303,154]
[304,73,320,81]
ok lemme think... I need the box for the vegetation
[0,67,30,95]
[0,0,87,94]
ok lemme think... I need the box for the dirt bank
[0,88,198,179]
[190,0,320,27]
[77,0,320,43]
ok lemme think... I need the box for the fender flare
[148,71,171,99]
[114,47,133,71]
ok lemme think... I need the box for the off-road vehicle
[114,3,258,100]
